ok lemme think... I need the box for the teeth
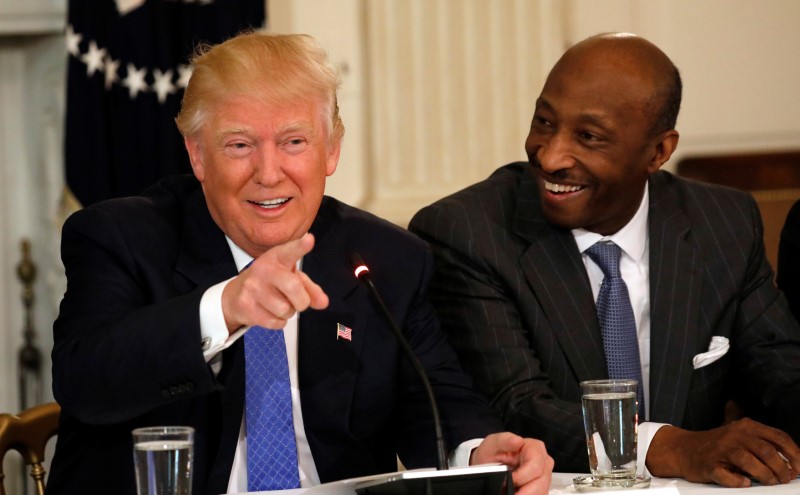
[253,198,289,208]
[544,180,583,193]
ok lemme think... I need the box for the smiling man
[48,32,553,495]
[410,33,800,488]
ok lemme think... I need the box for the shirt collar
[224,236,305,272]
[572,183,649,264]
[225,237,252,272]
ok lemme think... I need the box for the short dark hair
[651,64,682,135]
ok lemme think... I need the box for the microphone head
[348,252,370,279]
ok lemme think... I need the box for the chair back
[676,150,800,271]
[0,402,60,495]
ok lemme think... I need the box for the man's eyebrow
[537,97,611,129]
[534,97,552,112]
[275,121,316,137]
[214,127,251,144]
[578,113,610,128]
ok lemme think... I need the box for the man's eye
[283,138,309,153]
[579,131,601,142]
[533,115,551,127]
[224,141,252,157]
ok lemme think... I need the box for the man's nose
[536,132,576,173]
[253,150,286,186]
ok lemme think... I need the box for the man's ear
[184,136,205,182]
[325,138,342,177]
[648,129,680,174]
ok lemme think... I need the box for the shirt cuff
[637,421,669,476]
[199,277,246,363]
[450,438,485,468]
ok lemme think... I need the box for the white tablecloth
[244,470,800,495]
[550,472,800,494]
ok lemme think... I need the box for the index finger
[269,233,316,269]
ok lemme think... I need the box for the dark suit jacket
[409,162,800,472]
[777,199,800,322]
[47,175,501,495]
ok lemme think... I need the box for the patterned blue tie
[586,242,645,419]
[245,326,300,491]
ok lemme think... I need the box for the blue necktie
[245,326,300,491]
[586,242,645,419]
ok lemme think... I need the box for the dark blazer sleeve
[717,191,800,441]
[53,194,222,425]
[644,176,800,442]
[777,199,800,323]
[409,170,590,472]
[49,179,244,495]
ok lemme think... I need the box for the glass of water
[573,379,649,491]
[132,426,194,495]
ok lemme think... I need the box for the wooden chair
[676,150,800,271]
[0,402,60,495]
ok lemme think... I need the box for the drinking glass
[573,379,650,491]
[132,426,194,495]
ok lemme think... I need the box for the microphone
[349,252,449,471]
[347,253,512,495]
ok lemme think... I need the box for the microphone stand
[349,253,513,495]
[350,253,448,470]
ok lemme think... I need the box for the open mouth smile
[249,197,290,209]
[543,180,585,194]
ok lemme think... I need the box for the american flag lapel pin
[336,323,353,341]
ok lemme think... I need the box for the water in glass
[134,439,193,495]
[582,390,637,479]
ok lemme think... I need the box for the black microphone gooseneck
[349,252,449,471]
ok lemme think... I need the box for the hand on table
[221,233,329,332]
[471,432,554,495]
[646,418,800,487]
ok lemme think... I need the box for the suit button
[161,389,170,398]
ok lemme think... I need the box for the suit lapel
[174,186,238,287]
[298,199,365,461]
[647,172,702,423]
[515,171,608,382]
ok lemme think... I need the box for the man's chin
[541,208,585,231]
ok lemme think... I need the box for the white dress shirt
[197,237,481,493]
[571,185,667,475]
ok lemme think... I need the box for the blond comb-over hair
[175,31,344,145]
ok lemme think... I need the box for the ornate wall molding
[361,0,561,225]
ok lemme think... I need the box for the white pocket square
[692,336,730,369]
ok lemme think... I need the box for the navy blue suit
[48,175,501,494]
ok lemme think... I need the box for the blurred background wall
[271,0,800,223]
[1,0,798,489]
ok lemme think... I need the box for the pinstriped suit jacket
[409,162,800,472]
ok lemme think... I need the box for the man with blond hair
[48,32,552,494]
